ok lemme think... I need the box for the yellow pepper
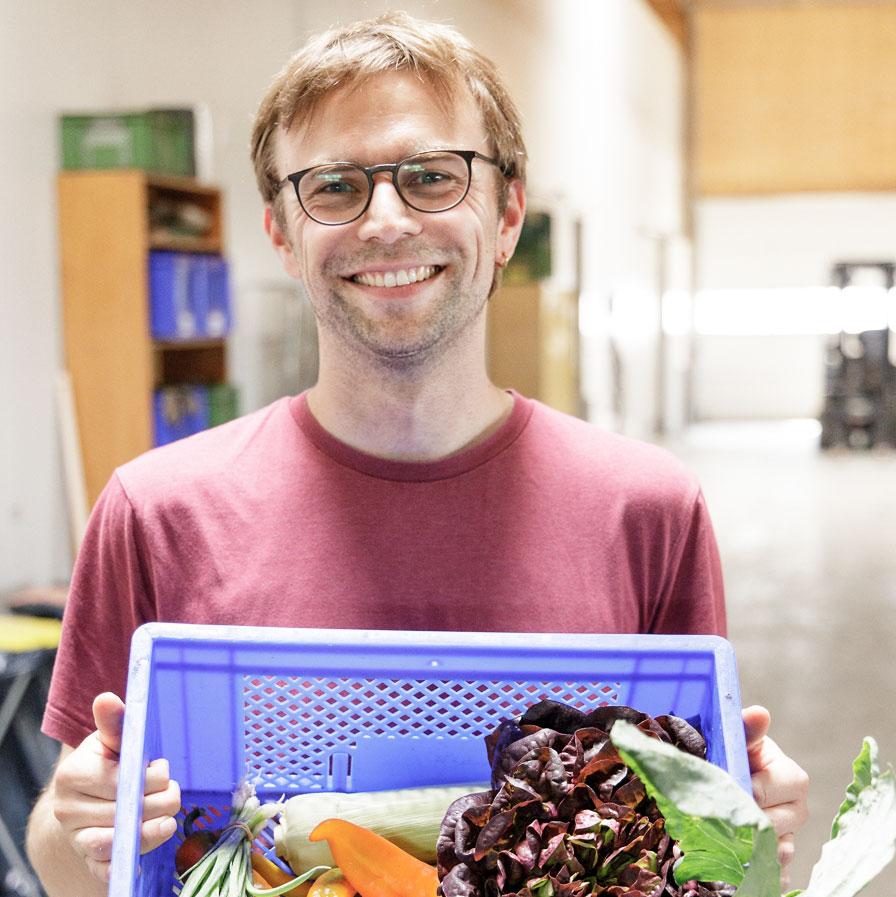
[308,868,358,897]
[308,819,438,897]
[251,851,314,897]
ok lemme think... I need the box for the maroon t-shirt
[43,392,725,747]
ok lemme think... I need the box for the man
[26,13,808,897]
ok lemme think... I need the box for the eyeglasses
[276,149,502,226]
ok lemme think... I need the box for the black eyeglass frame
[276,149,503,226]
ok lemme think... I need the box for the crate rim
[131,620,735,654]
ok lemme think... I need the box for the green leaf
[609,720,780,897]
[244,866,332,897]
[734,826,783,897]
[831,737,877,838]
[801,738,896,897]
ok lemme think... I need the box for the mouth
[349,265,442,289]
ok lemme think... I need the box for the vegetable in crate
[310,818,439,897]
[437,701,729,897]
[307,867,358,897]
[275,784,484,873]
[437,699,896,897]
[176,807,220,876]
[176,781,329,897]
[610,723,896,897]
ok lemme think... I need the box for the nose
[355,173,422,243]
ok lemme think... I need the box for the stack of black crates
[820,262,896,449]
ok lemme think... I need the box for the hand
[52,692,182,883]
[742,705,810,891]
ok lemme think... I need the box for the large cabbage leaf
[609,720,779,897]
[797,737,896,897]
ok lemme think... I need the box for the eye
[311,174,360,195]
[300,165,367,202]
[410,167,449,186]
[399,158,466,197]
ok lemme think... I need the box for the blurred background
[1,1,895,894]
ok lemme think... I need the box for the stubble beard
[316,248,490,371]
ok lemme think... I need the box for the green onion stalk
[177,781,329,897]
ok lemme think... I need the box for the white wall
[1,0,684,590]
[694,194,896,420]
[2,3,113,594]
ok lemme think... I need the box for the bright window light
[691,286,896,336]
[841,286,889,334]
[661,289,692,336]
[694,287,839,335]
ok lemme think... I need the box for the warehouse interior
[1,1,895,895]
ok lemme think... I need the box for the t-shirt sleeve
[647,488,727,636]
[42,472,154,747]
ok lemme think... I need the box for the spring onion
[177,781,329,897]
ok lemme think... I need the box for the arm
[26,693,180,897]
[742,704,810,891]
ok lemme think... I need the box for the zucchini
[274,783,486,873]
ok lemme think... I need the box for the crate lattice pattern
[242,675,622,791]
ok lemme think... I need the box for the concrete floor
[665,420,896,895]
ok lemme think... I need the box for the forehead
[278,71,489,168]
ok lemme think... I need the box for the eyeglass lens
[298,151,471,224]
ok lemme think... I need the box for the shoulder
[113,397,298,510]
[521,400,701,504]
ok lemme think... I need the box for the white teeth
[352,266,438,288]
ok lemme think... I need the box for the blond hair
[250,11,526,219]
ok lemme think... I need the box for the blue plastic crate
[111,624,749,896]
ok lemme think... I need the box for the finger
[778,832,795,870]
[85,857,112,885]
[142,779,182,821]
[742,705,771,754]
[53,793,118,830]
[763,800,810,836]
[92,693,126,757]
[140,815,178,854]
[751,751,810,812]
[70,825,114,865]
[143,758,171,795]
[56,749,119,801]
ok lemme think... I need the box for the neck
[307,325,513,461]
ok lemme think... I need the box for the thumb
[92,692,125,757]
[742,704,771,754]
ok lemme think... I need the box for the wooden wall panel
[694,3,896,194]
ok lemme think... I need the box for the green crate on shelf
[208,383,239,428]
[60,109,195,176]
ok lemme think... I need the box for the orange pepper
[251,851,314,897]
[308,868,358,897]
[308,819,438,897]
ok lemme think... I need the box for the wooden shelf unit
[58,169,227,507]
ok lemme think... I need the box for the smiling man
[27,13,808,897]
[258,60,526,461]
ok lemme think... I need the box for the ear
[496,179,526,264]
[264,205,303,281]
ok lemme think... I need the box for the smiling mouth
[350,265,442,288]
